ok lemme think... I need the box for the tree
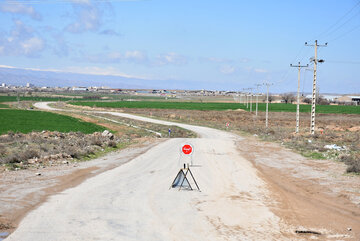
[316,96,330,105]
[263,95,274,103]
[303,97,311,104]
[281,93,295,104]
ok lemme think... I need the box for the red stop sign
[182,144,193,155]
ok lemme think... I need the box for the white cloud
[0,20,45,57]
[21,37,44,55]
[84,50,148,64]
[66,3,102,33]
[0,1,41,20]
[254,68,268,73]
[156,52,188,66]
[99,29,121,36]
[220,65,236,74]
[124,50,148,63]
[70,0,91,4]
[202,57,233,63]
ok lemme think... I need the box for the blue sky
[0,0,359,93]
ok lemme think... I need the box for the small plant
[108,140,117,148]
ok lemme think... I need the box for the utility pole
[245,88,254,112]
[305,40,327,135]
[255,84,262,116]
[263,82,273,129]
[243,88,249,108]
[246,94,249,108]
[290,62,308,133]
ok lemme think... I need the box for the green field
[0,103,9,108]
[0,109,106,134]
[0,96,71,102]
[70,101,360,114]
[54,93,172,101]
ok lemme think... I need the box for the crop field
[54,93,172,101]
[0,109,106,134]
[0,96,71,102]
[70,100,360,114]
[0,103,8,108]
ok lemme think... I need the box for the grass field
[0,96,71,103]
[0,103,8,108]
[54,93,172,101]
[70,101,360,114]
[0,109,106,134]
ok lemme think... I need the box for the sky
[0,0,359,93]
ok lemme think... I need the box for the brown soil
[238,136,360,240]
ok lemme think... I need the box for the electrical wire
[326,9,360,39]
[326,60,360,64]
[314,1,360,40]
[328,23,360,42]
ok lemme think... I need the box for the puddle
[0,232,9,240]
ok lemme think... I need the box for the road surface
[7,102,289,240]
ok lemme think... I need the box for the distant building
[1,83,5,87]
[350,96,360,105]
[72,87,88,91]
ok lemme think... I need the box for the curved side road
[7,102,290,240]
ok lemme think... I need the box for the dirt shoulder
[0,138,164,238]
[237,136,360,240]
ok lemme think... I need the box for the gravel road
[6,102,290,240]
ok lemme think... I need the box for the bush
[342,156,360,173]
[4,149,39,163]
[90,136,103,146]
[67,146,84,159]
[108,140,117,148]
[0,144,6,156]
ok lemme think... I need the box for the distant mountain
[0,66,159,89]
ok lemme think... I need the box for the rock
[324,144,345,151]
[28,158,38,164]
[62,160,69,165]
[102,130,110,137]
[347,126,360,132]
[35,172,41,176]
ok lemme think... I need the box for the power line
[329,23,360,42]
[326,60,360,64]
[315,1,360,40]
[326,9,360,39]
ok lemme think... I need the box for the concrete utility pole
[242,88,249,108]
[255,84,262,116]
[290,62,308,133]
[305,40,327,135]
[246,88,254,112]
[263,83,273,128]
[246,94,249,108]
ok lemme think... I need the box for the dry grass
[0,131,121,169]
[124,108,360,173]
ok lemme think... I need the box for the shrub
[90,136,103,146]
[4,149,39,163]
[67,146,84,159]
[108,140,117,148]
[342,156,360,173]
[0,144,6,156]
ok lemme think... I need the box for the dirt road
[6,102,358,240]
